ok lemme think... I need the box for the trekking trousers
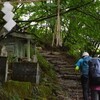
[81,75,89,100]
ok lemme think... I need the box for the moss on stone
[3,81,33,99]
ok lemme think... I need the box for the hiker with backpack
[88,56,100,100]
[75,52,92,100]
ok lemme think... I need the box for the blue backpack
[89,58,100,85]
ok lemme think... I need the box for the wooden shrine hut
[0,31,34,62]
[0,30,40,84]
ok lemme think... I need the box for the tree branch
[75,9,100,21]
[16,0,95,23]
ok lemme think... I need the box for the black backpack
[89,58,100,85]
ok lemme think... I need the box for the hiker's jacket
[75,56,92,76]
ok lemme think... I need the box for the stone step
[40,50,83,100]
[49,60,68,65]
[55,67,79,72]
[46,57,65,62]
[60,74,81,80]
[55,67,75,72]
[57,64,74,67]
[43,54,61,58]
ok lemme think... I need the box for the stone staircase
[40,50,83,100]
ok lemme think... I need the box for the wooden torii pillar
[27,39,31,61]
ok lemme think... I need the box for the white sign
[3,12,14,22]
[4,19,16,32]
[1,2,16,32]
[1,2,13,13]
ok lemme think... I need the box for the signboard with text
[11,62,38,83]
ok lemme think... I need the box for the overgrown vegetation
[32,50,61,99]
[0,0,99,99]
[0,0,99,56]
[0,51,61,100]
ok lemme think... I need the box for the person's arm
[75,58,82,71]
[75,66,79,71]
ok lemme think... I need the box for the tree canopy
[0,0,100,56]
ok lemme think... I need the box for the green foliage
[0,1,99,99]
[3,81,33,99]
[0,0,100,59]
[0,50,60,99]
[32,50,61,99]
[0,86,10,100]
[36,50,57,80]
[32,85,57,99]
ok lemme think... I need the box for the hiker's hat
[82,52,89,57]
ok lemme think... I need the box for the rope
[52,0,62,47]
